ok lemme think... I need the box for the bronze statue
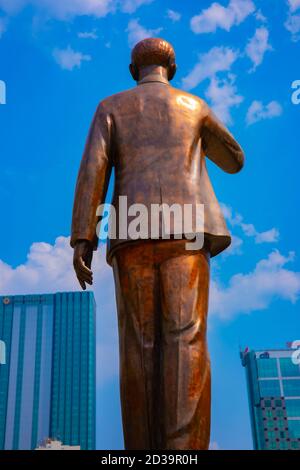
[71,38,244,450]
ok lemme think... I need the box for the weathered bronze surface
[71,38,244,449]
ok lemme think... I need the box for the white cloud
[285,0,300,40]
[210,250,300,319]
[222,235,244,257]
[182,47,242,124]
[285,13,300,40]
[166,9,181,22]
[126,18,162,48]
[245,27,272,71]
[0,0,152,20]
[222,204,280,243]
[0,236,104,295]
[205,75,243,124]
[78,30,98,39]
[0,0,114,18]
[246,100,283,125]
[53,46,91,70]
[288,0,300,12]
[121,0,153,14]
[190,0,255,34]
[182,46,239,91]
[255,9,267,23]
[255,228,280,244]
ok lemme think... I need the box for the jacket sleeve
[201,103,245,174]
[70,102,114,249]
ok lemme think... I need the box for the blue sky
[0,0,300,450]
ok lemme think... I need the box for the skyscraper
[0,291,96,450]
[241,346,300,450]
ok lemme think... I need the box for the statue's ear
[129,63,139,81]
[168,62,177,81]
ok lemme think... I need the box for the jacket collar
[137,73,170,86]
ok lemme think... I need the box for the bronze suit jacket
[71,74,244,264]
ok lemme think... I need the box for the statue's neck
[138,65,169,83]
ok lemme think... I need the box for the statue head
[129,38,177,82]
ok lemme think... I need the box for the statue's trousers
[112,239,211,450]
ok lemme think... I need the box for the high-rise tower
[241,346,300,450]
[0,291,96,450]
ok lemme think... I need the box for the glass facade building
[241,347,300,450]
[0,292,96,450]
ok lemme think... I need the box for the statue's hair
[131,38,175,68]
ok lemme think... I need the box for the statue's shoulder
[169,85,208,114]
[97,87,137,111]
[97,87,209,116]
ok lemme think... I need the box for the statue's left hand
[73,240,93,290]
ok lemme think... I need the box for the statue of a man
[71,38,244,450]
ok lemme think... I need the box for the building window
[291,441,299,449]
[288,420,300,439]
[259,380,281,398]
[277,419,285,428]
[267,440,277,450]
[276,409,284,417]
[283,380,300,397]
[267,431,276,440]
[286,399,300,418]
[280,358,300,378]
[279,440,289,450]
[257,358,278,378]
